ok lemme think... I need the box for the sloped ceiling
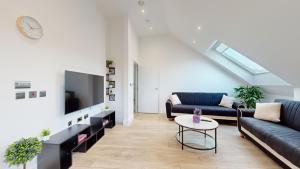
[97,0,300,87]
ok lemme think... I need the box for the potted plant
[106,60,113,67]
[40,129,51,141]
[234,86,264,108]
[4,137,42,169]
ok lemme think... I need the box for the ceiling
[97,0,300,87]
[97,0,168,36]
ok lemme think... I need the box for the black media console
[38,110,115,169]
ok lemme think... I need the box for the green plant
[4,137,42,169]
[234,86,264,108]
[106,60,113,67]
[40,129,51,137]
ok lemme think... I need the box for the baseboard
[241,127,298,169]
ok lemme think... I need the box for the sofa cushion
[240,117,300,167]
[254,103,282,122]
[275,99,300,132]
[172,104,200,114]
[172,105,237,117]
[172,92,227,106]
[219,95,235,108]
[169,94,182,105]
[199,106,237,117]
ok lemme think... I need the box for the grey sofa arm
[166,99,173,118]
[237,108,255,131]
[237,108,255,118]
[232,102,245,110]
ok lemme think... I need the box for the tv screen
[65,70,104,114]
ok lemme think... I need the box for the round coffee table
[175,115,219,153]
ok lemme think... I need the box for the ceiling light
[141,9,145,14]
[138,0,145,7]
[197,26,201,30]
[192,40,197,44]
[149,26,153,30]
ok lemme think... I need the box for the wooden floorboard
[71,113,281,169]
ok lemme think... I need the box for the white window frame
[212,41,269,75]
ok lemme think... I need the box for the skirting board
[171,113,237,121]
[241,127,298,169]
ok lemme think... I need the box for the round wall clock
[16,16,43,39]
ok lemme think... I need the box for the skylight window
[212,41,269,75]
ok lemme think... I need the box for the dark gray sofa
[238,99,300,169]
[166,92,243,120]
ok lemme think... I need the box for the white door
[138,66,159,113]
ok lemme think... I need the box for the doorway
[137,66,160,113]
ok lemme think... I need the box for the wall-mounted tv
[65,70,104,115]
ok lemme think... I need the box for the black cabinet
[38,110,115,169]
[91,110,115,129]
[38,124,90,169]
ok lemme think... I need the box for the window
[212,41,268,75]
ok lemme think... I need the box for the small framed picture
[109,67,115,75]
[109,81,115,88]
[106,74,109,81]
[109,94,115,101]
[106,88,110,95]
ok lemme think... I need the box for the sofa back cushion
[172,92,227,106]
[275,99,300,131]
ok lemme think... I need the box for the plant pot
[41,136,50,141]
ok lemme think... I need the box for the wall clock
[16,16,43,39]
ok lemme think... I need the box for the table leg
[215,128,217,154]
[178,125,180,137]
[181,126,183,150]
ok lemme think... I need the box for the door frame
[133,62,138,113]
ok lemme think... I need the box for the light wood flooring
[71,113,281,169]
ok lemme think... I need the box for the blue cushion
[172,105,236,117]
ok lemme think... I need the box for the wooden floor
[71,113,281,169]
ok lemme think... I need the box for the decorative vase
[193,115,200,123]
[193,108,202,123]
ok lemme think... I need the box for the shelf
[38,110,115,169]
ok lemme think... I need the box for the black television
[65,70,104,114]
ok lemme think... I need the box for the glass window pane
[215,43,228,53]
[213,42,268,74]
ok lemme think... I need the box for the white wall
[261,86,294,102]
[106,17,137,125]
[0,0,106,168]
[124,19,138,125]
[106,16,126,123]
[295,88,300,101]
[138,34,245,113]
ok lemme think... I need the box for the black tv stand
[91,110,115,129]
[38,110,115,169]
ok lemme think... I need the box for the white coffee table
[175,115,219,153]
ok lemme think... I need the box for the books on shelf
[103,119,109,126]
[78,134,87,144]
